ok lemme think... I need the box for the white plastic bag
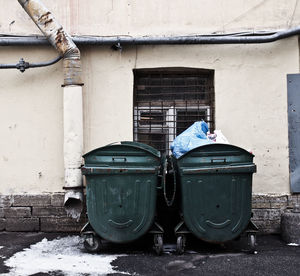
[214,130,229,144]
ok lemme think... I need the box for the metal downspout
[17,0,84,220]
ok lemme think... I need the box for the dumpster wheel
[176,235,186,255]
[153,234,163,255]
[84,234,102,253]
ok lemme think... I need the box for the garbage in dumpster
[171,121,212,158]
[171,121,230,158]
[214,130,229,144]
[207,132,217,141]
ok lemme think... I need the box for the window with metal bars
[133,68,215,154]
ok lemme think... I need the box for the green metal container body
[82,141,161,243]
[175,143,256,243]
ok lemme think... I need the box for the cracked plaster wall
[0,37,298,194]
[0,1,299,195]
[1,0,300,36]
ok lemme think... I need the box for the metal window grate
[133,68,215,154]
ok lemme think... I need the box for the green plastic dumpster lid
[177,143,254,160]
[119,141,161,158]
[83,141,161,158]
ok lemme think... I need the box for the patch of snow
[0,246,4,250]
[3,236,127,276]
[288,243,299,246]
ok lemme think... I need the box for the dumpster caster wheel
[176,235,186,255]
[248,234,257,254]
[153,234,163,255]
[84,235,101,253]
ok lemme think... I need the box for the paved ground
[0,232,299,275]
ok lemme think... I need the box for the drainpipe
[17,0,84,220]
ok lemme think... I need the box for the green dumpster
[173,143,257,253]
[81,141,164,254]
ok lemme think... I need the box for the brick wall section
[0,195,13,207]
[252,194,300,234]
[0,194,87,232]
[0,193,299,233]
[0,208,4,218]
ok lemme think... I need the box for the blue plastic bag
[170,121,213,158]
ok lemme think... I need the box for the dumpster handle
[112,157,127,162]
[211,158,226,163]
[163,156,176,207]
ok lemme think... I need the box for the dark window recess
[133,68,215,154]
[139,111,165,126]
[176,110,207,136]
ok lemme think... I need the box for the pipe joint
[64,47,80,59]
[17,0,82,80]
[16,58,29,72]
[63,57,82,86]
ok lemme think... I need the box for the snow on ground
[287,243,299,246]
[3,236,127,276]
[0,246,3,250]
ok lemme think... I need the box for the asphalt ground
[0,232,299,276]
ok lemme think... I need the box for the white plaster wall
[1,0,300,36]
[81,38,297,195]
[0,47,64,194]
[129,39,298,194]
[0,13,299,195]
[81,46,135,151]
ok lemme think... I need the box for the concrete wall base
[252,194,299,234]
[0,194,299,233]
[0,193,87,232]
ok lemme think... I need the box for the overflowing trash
[171,121,229,158]
[214,130,229,144]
